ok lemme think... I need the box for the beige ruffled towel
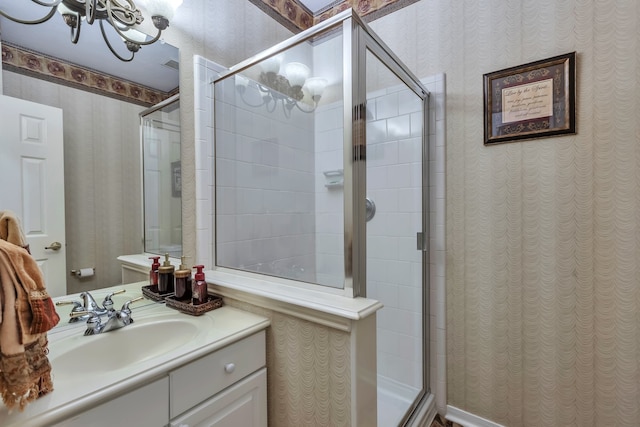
[0,211,60,411]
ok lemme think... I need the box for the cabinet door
[55,377,169,427]
[170,368,267,427]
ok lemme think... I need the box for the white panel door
[0,95,66,297]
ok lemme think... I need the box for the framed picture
[171,161,181,198]
[483,52,576,145]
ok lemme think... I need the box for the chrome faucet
[70,296,143,335]
[57,290,126,322]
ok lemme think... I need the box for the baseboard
[378,374,420,403]
[446,406,505,427]
[409,393,437,427]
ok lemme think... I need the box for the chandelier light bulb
[284,62,310,88]
[304,77,328,98]
[137,0,183,21]
[235,75,250,94]
[260,56,283,75]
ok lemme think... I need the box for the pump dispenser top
[148,256,161,290]
[193,265,205,281]
[149,255,161,268]
[157,253,175,294]
[192,265,207,305]
[174,256,192,301]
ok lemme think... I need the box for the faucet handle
[69,310,95,319]
[103,289,126,302]
[56,300,79,306]
[102,289,126,314]
[121,296,144,312]
[58,300,85,322]
[69,311,103,335]
[114,296,144,328]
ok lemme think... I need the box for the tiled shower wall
[214,79,317,280]
[313,102,345,288]
[195,56,317,279]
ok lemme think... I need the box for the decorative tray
[141,285,175,302]
[165,294,224,316]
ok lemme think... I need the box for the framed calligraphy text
[483,52,576,145]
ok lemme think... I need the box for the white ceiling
[0,2,179,92]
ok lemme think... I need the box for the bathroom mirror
[141,96,182,258]
[1,7,180,294]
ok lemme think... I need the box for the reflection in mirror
[1,9,179,295]
[142,95,182,258]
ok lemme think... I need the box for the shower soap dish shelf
[141,285,175,302]
[165,294,223,316]
[323,169,344,188]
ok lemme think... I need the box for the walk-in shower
[213,9,430,426]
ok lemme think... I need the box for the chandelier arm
[106,16,162,46]
[85,0,99,25]
[106,0,161,46]
[31,0,63,6]
[265,97,277,113]
[282,102,291,119]
[99,18,135,62]
[294,100,317,114]
[0,5,58,25]
[69,11,81,44]
[108,0,142,26]
[238,89,268,109]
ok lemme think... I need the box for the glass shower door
[364,48,427,426]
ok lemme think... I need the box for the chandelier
[235,55,328,117]
[0,0,182,62]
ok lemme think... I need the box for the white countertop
[0,282,270,427]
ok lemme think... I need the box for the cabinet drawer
[170,331,266,418]
[169,368,267,427]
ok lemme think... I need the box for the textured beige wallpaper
[2,71,144,294]
[224,299,352,427]
[370,1,640,426]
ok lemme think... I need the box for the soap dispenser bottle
[192,265,208,305]
[148,256,161,292]
[174,256,192,301]
[157,253,175,294]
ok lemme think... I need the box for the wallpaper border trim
[1,42,175,107]
[249,0,421,32]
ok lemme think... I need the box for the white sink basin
[48,308,211,379]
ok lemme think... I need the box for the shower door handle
[416,232,427,252]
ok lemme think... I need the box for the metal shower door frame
[348,12,432,426]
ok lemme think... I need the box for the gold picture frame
[483,52,576,145]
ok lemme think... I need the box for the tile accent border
[1,42,175,107]
[249,0,421,32]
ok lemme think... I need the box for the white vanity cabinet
[55,331,267,427]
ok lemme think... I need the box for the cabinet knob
[224,363,235,374]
